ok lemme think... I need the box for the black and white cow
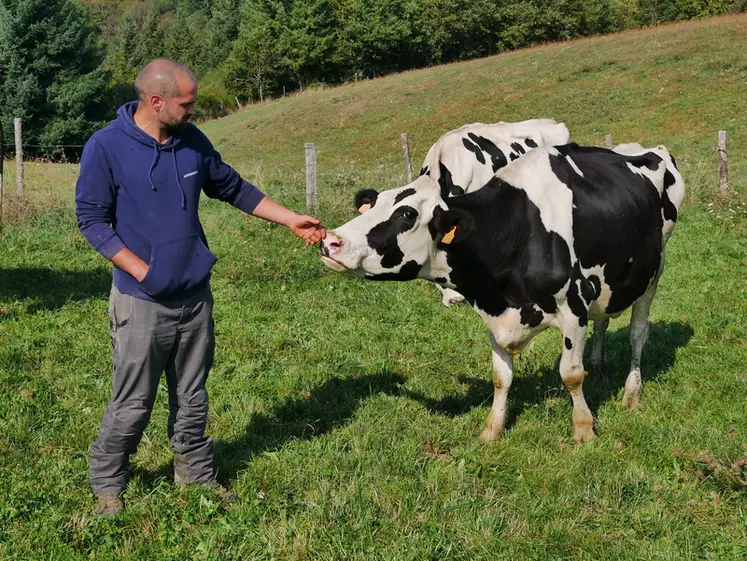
[404,119,571,307]
[321,143,685,443]
[419,118,570,198]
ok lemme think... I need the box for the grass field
[1,14,746,561]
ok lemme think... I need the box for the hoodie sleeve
[75,137,126,260]
[200,133,266,214]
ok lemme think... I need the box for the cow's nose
[321,233,343,256]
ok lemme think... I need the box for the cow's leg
[560,323,594,443]
[480,338,513,442]
[590,318,609,377]
[623,273,661,409]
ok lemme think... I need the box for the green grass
[1,14,746,561]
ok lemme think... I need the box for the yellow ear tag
[441,226,457,244]
[358,203,371,214]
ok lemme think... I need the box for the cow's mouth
[320,255,348,272]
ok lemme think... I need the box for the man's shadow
[213,371,408,482]
[0,267,111,313]
[401,321,694,430]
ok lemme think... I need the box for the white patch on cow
[473,306,548,353]
[566,156,584,178]
[497,148,577,263]
[625,161,665,195]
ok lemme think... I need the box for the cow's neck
[435,179,533,315]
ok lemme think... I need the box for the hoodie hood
[114,101,187,209]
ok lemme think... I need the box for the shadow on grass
[402,321,694,432]
[213,371,407,482]
[0,267,111,312]
[150,322,691,485]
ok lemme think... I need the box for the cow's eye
[402,209,417,221]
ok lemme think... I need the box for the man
[75,58,325,515]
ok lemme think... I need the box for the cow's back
[497,143,684,316]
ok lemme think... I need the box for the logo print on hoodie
[183,171,198,178]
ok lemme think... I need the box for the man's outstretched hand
[289,214,326,246]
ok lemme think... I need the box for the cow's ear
[354,189,378,213]
[431,206,475,246]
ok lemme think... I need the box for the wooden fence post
[605,134,613,149]
[401,133,413,183]
[718,130,728,196]
[14,118,23,197]
[305,142,317,213]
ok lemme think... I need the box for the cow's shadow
[143,322,691,487]
[212,371,407,482]
[402,321,694,431]
[0,267,111,314]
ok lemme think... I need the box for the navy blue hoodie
[75,101,265,301]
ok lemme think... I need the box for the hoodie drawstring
[148,141,159,191]
[172,150,187,210]
[149,140,187,210]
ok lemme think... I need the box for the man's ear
[354,189,379,213]
[430,206,475,246]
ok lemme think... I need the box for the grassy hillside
[200,14,746,203]
[0,14,745,561]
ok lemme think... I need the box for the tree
[221,2,287,102]
[0,0,112,153]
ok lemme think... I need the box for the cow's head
[320,176,474,281]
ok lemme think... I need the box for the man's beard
[166,120,188,134]
[161,113,189,134]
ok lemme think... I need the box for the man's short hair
[135,58,197,102]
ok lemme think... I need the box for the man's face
[154,73,197,133]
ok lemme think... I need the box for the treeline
[0,0,745,155]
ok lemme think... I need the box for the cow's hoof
[573,427,595,444]
[622,390,642,410]
[622,370,642,409]
[479,427,502,442]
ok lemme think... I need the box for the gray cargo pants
[90,285,216,495]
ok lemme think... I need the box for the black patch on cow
[366,205,418,269]
[467,133,509,172]
[579,268,596,304]
[566,263,589,327]
[366,260,421,281]
[564,337,573,350]
[434,277,447,284]
[438,163,464,198]
[520,305,544,327]
[355,189,378,211]
[510,142,526,155]
[430,206,476,245]
[588,275,602,299]
[462,137,486,165]
[669,155,678,169]
[394,188,417,205]
[419,165,430,177]
[509,153,519,161]
[549,144,664,316]
[525,138,538,148]
[661,169,677,222]
[436,177,572,318]
[629,153,660,170]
